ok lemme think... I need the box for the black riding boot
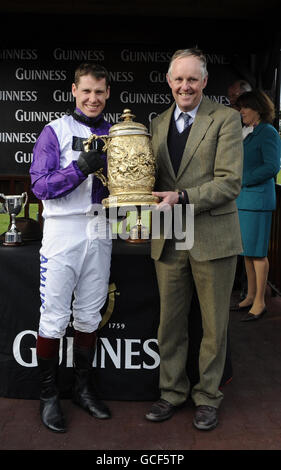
[72,335,111,419]
[37,336,66,433]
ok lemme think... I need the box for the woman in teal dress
[235,90,280,321]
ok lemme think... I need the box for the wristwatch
[177,190,189,204]
[178,191,185,204]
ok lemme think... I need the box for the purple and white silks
[30,110,111,218]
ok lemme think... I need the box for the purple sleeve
[30,125,86,200]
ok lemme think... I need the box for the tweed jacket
[236,122,281,212]
[151,96,243,261]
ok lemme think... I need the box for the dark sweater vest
[167,117,192,176]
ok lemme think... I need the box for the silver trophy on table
[0,192,28,246]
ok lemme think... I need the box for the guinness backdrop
[0,44,258,175]
[0,9,280,175]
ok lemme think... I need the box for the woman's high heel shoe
[241,307,267,322]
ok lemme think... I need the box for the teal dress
[236,122,281,257]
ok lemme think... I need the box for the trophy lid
[108,109,150,137]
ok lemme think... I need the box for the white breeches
[39,215,112,338]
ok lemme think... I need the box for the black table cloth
[0,238,232,400]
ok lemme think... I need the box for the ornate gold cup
[83,109,158,208]
[83,109,158,242]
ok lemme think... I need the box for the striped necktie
[182,112,191,129]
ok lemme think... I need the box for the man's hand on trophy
[77,147,105,176]
[152,191,179,210]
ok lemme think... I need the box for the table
[0,238,232,400]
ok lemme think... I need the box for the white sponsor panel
[12,330,160,370]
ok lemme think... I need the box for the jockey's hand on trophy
[77,139,105,176]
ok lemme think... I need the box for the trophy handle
[83,134,108,152]
[83,134,108,187]
[0,193,6,214]
[21,192,28,208]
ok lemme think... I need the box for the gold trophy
[84,109,158,242]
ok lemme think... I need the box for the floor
[0,288,280,453]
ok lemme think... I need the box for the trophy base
[2,229,23,247]
[3,241,24,247]
[125,237,150,244]
[102,194,159,208]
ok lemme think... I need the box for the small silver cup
[126,206,150,244]
[0,192,28,246]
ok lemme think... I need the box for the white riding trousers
[39,214,112,338]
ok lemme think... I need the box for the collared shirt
[242,125,254,140]
[174,100,201,133]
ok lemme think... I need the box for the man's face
[72,74,110,118]
[167,56,208,112]
[227,83,241,108]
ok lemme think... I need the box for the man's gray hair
[168,48,208,79]
[237,80,252,93]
